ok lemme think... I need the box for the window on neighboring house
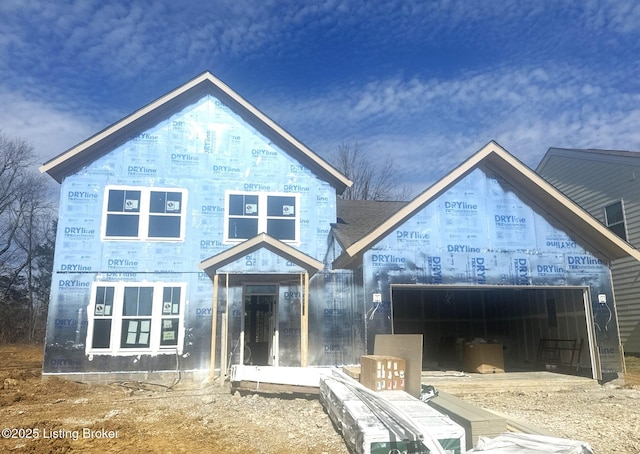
[225,191,299,242]
[103,186,186,240]
[87,282,185,355]
[604,200,627,241]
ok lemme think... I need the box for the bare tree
[0,133,35,271]
[331,142,410,201]
[14,176,54,341]
[0,131,55,342]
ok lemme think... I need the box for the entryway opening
[242,284,277,366]
[391,285,598,378]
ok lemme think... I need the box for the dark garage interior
[391,285,594,376]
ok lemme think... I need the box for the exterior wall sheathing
[360,166,622,375]
[44,94,363,375]
[43,92,626,380]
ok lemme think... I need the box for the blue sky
[2,0,640,196]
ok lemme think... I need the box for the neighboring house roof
[333,199,408,250]
[537,147,640,171]
[199,233,323,278]
[39,71,352,192]
[333,141,640,269]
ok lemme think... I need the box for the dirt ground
[0,344,348,454]
[461,358,640,453]
[1,344,640,453]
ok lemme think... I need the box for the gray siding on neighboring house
[538,148,640,353]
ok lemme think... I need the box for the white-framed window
[224,191,300,243]
[102,186,187,241]
[604,200,627,241]
[86,282,186,355]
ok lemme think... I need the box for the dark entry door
[243,286,277,366]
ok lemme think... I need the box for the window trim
[86,282,186,356]
[101,185,188,241]
[603,199,628,241]
[223,191,300,244]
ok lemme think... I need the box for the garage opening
[391,285,597,378]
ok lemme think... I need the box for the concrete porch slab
[421,370,599,394]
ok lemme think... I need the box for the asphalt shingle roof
[333,199,408,249]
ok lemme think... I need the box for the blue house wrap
[41,72,640,382]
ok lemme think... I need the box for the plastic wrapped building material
[321,376,431,453]
[342,399,430,454]
[379,391,466,454]
[319,373,361,435]
[320,376,463,454]
[428,391,506,448]
[469,433,593,453]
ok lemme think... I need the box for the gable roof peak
[199,232,323,277]
[332,140,640,269]
[39,71,352,191]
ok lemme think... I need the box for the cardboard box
[359,355,406,391]
[463,343,504,374]
[374,334,423,398]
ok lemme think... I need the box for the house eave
[537,147,640,173]
[332,251,360,270]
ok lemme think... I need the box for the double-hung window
[160,287,181,346]
[87,282,185,355]
[121,287,154,349]
[103,186,187,240]
[604,200,627,241]
[225,191,299,242]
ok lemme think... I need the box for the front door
[242,285,278,366]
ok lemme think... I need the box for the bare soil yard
[1,344,640,453]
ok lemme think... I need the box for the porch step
[229,365,334,394]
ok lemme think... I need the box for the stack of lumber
[382,391,466,454]
[320,370,466,454]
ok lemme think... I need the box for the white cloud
[2,0,640,201]
[0,88,100,165]
[583,0,640,34]
[258,58,640,193]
